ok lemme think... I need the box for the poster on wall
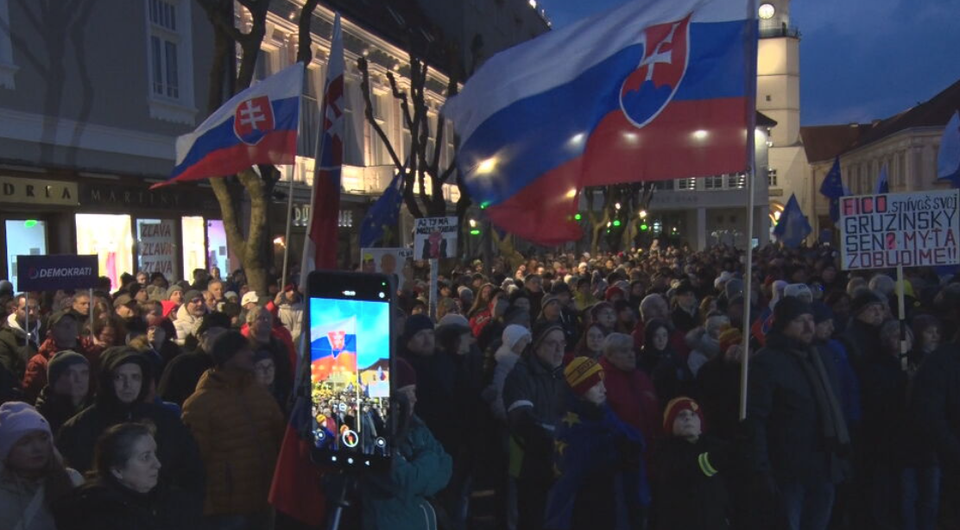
[839,190,960,270]
[413,217,458,259]
[360,248,412,289]
[138,219,178,280]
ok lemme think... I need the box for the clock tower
[756,0,806,226]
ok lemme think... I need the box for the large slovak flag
[153,63,303,188]
[443,0,757,244]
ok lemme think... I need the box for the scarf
[789,344,850,448]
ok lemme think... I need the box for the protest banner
[839,190,960,270]
[137,219,178,280]
[414,217,458,260]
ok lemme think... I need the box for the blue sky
[538,0,960,125]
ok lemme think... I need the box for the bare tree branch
[296,0,320,63]
[357,58,405,171]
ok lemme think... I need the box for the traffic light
[640,223,649,231]
[470,229,481,236]
[612,220,621,227]
[574,213,582,221]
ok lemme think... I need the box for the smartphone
[306,271,394,470]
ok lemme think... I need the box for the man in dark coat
[0,294,40,381]
[744,297,850,530]
[838,290,885,369]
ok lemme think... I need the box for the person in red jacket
[22,311,90,404]
[598,332,661,457]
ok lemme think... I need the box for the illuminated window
[5,220,47,292]
[76,214,133,291]
[182,216,206,280]
[767,168,778,187]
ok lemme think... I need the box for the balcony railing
[759,25,801,39]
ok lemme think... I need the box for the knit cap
[772,297,812,332]
[437,313,470,330]
[718,327,743,353]
[811,302,835,324]
[502,324,532,351]
[850,290,885,316]
[402,314,435,343]
[166,284,184,300]
[0,402,52,462]
[47,350,89,386]
[663,396,704,434]
[563,357,604,396]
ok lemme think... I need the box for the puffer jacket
[181,367,285,516]
[360,415,452,530]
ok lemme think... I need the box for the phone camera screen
[309,296,391,464]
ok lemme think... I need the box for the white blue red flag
[309,316,358,382]
[938,111,960,187]
[443,0,757,244]
[301,14,345,273]
[154,63,303,188]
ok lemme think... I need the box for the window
[704,176,723,189]
[676,178,696,190]
[5,220,47,292]
[145,0,196,124]
[767,168,778,187]
[727,173,746,189]
[76,214,133,292]
[0,0,18,89]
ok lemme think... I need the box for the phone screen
[307,272,393,470]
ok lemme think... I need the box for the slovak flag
[443,0,757,245]
[153,63,303,188]
[310,316,358,384]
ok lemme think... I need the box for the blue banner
[17,254,99,291]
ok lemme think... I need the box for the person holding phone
[361,358,452,530]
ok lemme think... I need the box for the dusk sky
[539,0,960,125]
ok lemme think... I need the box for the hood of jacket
[686,328,720,358]
[95,347,152,409]
[4,312,38,340]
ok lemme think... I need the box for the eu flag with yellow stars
[359,171,404,247]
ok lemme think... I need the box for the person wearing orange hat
[543,357,650,530]
[653,396,732,530]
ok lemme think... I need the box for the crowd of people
[1,242,959,530]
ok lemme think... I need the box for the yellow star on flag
[561,412,581,427]
[555,440,569,456]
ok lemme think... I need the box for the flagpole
[739,0,759,422]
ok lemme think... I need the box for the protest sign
[137,219,177,280]
[840,190,960,270]
[414,217,458,259]
[17,254,99,291]
[360,248,411,289]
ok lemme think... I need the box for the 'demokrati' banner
[840,190,960,270]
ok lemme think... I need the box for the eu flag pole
[819,157,845,223]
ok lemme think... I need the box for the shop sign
[0,176,78,206]
[138,220,178,279]
[16,254,99,291]
[82,183,218,211]
[293,204,354,228]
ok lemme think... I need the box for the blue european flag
[773,193,812,248]
[359,172,404,247]
[875,165,889,194]
[938,111,960,188]
[820,157,846,222]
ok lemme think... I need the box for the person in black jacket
[839,290,885,369]
[54,422,198,530]
[157,312,231,406]
[744,297,850,530]
[34,351,93,436]
[654,396,732,530]
[56,347,204,518]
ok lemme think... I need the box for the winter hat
[0,402,52,463]
[437,313,470,330]
[47,350,89,386]
[589,301,614,320]
[210,330,251,367]
[240,292,260,307]
[604,286,625,301]
[502,324,532,351]
[724,278,744,300]
[252,349,274,365]
[0,280,13,296]
[541,295,561,310]
[166,285,184,299]
[402,314,435,343]
[784,283,813,301]
[663,396,704,434]
[850,290,886,316]
[457,286,474,298]
[811,302,835,324]
[112,294,135,309]
[395,358,417,388]
[530,321,564,353]
[772,296,813,332]
[718,327,743,354]
[196,312,232,338]
[183,290,203,303]
[714,271,733,289]
[224,291,239,301]
[563,357,604,396]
